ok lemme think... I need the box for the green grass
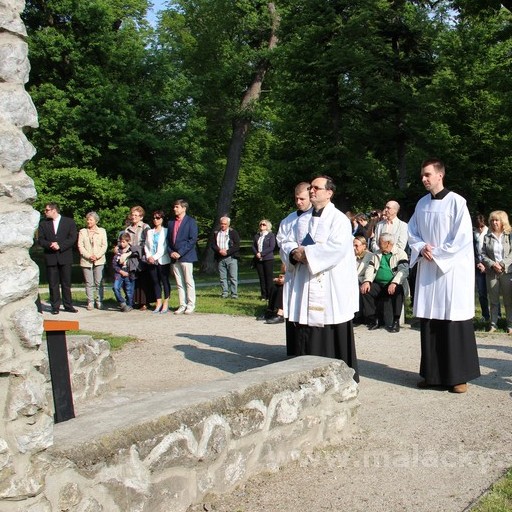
[39,283,269,317]
[68,330,137,351]
[471,469,512,512]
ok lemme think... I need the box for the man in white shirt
[211,217,240,299]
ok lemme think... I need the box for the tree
[419,6,512,215]
[272,0,439,213]
[23,0,190,209]
[158,1,282,271]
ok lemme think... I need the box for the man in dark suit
[38,202,78,314]
[167,199,198,315]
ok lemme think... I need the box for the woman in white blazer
[145,210,172,313]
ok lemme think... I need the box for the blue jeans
[218,257,238,297]
[113,276,134,307]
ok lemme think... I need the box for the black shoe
[265,315,284,324]
[256,314,268,321]
[367,319,380,330]
[64,307,78,313]
[388,320,400,333]
[51,309,59,315]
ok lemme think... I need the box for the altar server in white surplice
[276,182,312,356]
[282,175,359,382]
[408,158,480,394]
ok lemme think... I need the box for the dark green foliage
[22,0,512,244]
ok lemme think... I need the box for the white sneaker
[184,306,195,315]
[174,306,187,315]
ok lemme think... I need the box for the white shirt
[53,214,61,235]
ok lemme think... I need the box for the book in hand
[301,233,315,246]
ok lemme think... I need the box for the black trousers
[47,263,73,310]
[362,282,404,326]
[148,263,171,300]
[255,259,274,300]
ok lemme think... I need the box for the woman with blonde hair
[481,210,512,333]
[78,211,108,310]
[252,219,276,301]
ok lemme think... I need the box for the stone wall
[22,357,358,512]
[40,335,118,406]
[0,0,55,505]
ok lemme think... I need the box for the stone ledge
[42,356,359,511]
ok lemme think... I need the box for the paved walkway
[45,304,512,512]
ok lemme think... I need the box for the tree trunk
[201,3,279,273]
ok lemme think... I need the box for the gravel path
[49,305,512,512]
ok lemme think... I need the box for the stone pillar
[0,0,52,502]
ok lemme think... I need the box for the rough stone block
[0,33,29,83]
[0,123,36,173]
[0,171,37,203]
[0,254,39,307]
[11,304,43,349]
[0,84,38,128]
[0,2,27,37]
[271,391,301,426]
[229,400,266,438]
[12,412,53,454]
[145,471,195,512]
[6,370,47,420]
[0,210,40,251]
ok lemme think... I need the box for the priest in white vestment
[408,159,480,393]
[281,176,359,382]
[276,182,312,355]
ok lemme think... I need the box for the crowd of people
[38,157,488,394]
[38,200,199,316]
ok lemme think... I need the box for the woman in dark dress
[252,219,276,301]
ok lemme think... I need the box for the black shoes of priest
[367,319,400,332]
[265,315,284,324]
[367,319,380,330]
[388,320,400,333]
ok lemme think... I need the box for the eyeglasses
[153,216,162,220]
[259,223,266,226]
[44,208,53,212]
[307,185,326,191]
